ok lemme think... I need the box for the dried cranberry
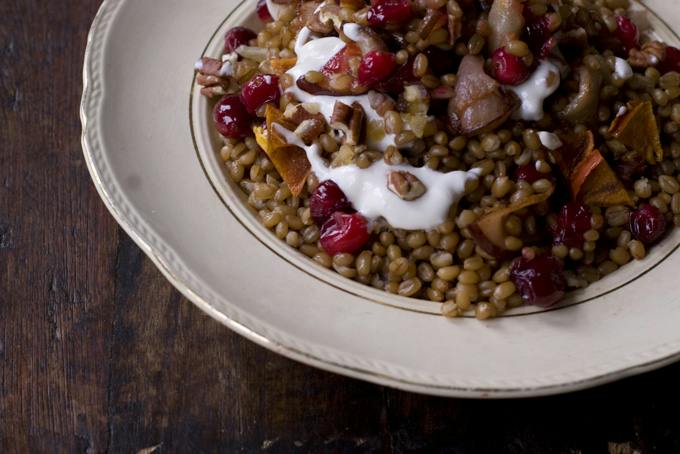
[367,0,413,28]
[310,180,353,226]
[241,74,280,115]
[213,94,253,138]
[374,57,417,93]
[358,51,397,87]
[256,0,273,22]
[320,212,370,256]
[552,203,592,249]
[614,15,639,52]
[491,48,531,85]
[321,44,362,76]
[614,157,647,184]
[510,255,566,307]
[524,12,553,58]
[658,46,680,74]
[224,27,257,53]
[630,204,667,245]
[514,163,546,184]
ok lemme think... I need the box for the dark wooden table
[4,1,680,453]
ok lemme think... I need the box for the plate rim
[81,0,680,398]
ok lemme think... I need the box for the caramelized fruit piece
[609,100,664,164]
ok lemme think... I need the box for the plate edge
[79,0,680,398]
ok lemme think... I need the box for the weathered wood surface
[3,1,680,452]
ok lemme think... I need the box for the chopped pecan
[387,171,428,201]
[294,119,326,144]
[195,57,230,98]
[331,101,353,125]
[330,101,365,145]
[293,1,321,30]
[418,9,447,39]
[383,146,405,165]
[446,0,463,45]
[343,24,388,53]
[286,103,326,126]
[368,91,397,117]
[296,75,367,96]
[308,1,342,34]
[629,41,667,68]
[331,143,359,167]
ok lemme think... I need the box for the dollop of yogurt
[274,124,479,230]
[285,27,397,150]
[279,26,480,230]
[505,60,561,121]
[265,0,287,20]
[614,57,634,81]
[342,23,363,42]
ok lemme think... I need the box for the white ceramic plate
[82,0,680,397]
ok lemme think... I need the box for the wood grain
[4,0,680,452]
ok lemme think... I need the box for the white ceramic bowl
[83,0,680,397]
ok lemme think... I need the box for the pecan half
[330,101,365,145]
[195,57,230,98]
[629,41,667,68]
[387,171,428,201]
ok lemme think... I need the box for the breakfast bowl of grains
[84,0,680,396]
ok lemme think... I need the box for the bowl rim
[81,0,680,398]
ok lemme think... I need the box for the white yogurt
[286,27,397,150]
[614,57,634,80]
[342,23,363,42]
[274,124,479,230]
[219,52,239,77]
[265,0,287,20]
[537,131,563,150]
[505,60,561,122]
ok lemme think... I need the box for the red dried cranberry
[614,15,639,52]
[524,12,552,58]
[614,157,647,184]
[256,0,273,22]
[630,204,667,245]
[510,255,566,307]
[213,94,253,138]
[224,27,257,53]
[310,180,353,226]
[321,44,362,76]
[374,57,417,93]
[367,0,413,28]
[552,203,592,249]
[514,163,546,184]
[491,48,531,85]
[658,46,680,74]
[358,51,397,87]
[320,212,370,256]
[241,74,280,115]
